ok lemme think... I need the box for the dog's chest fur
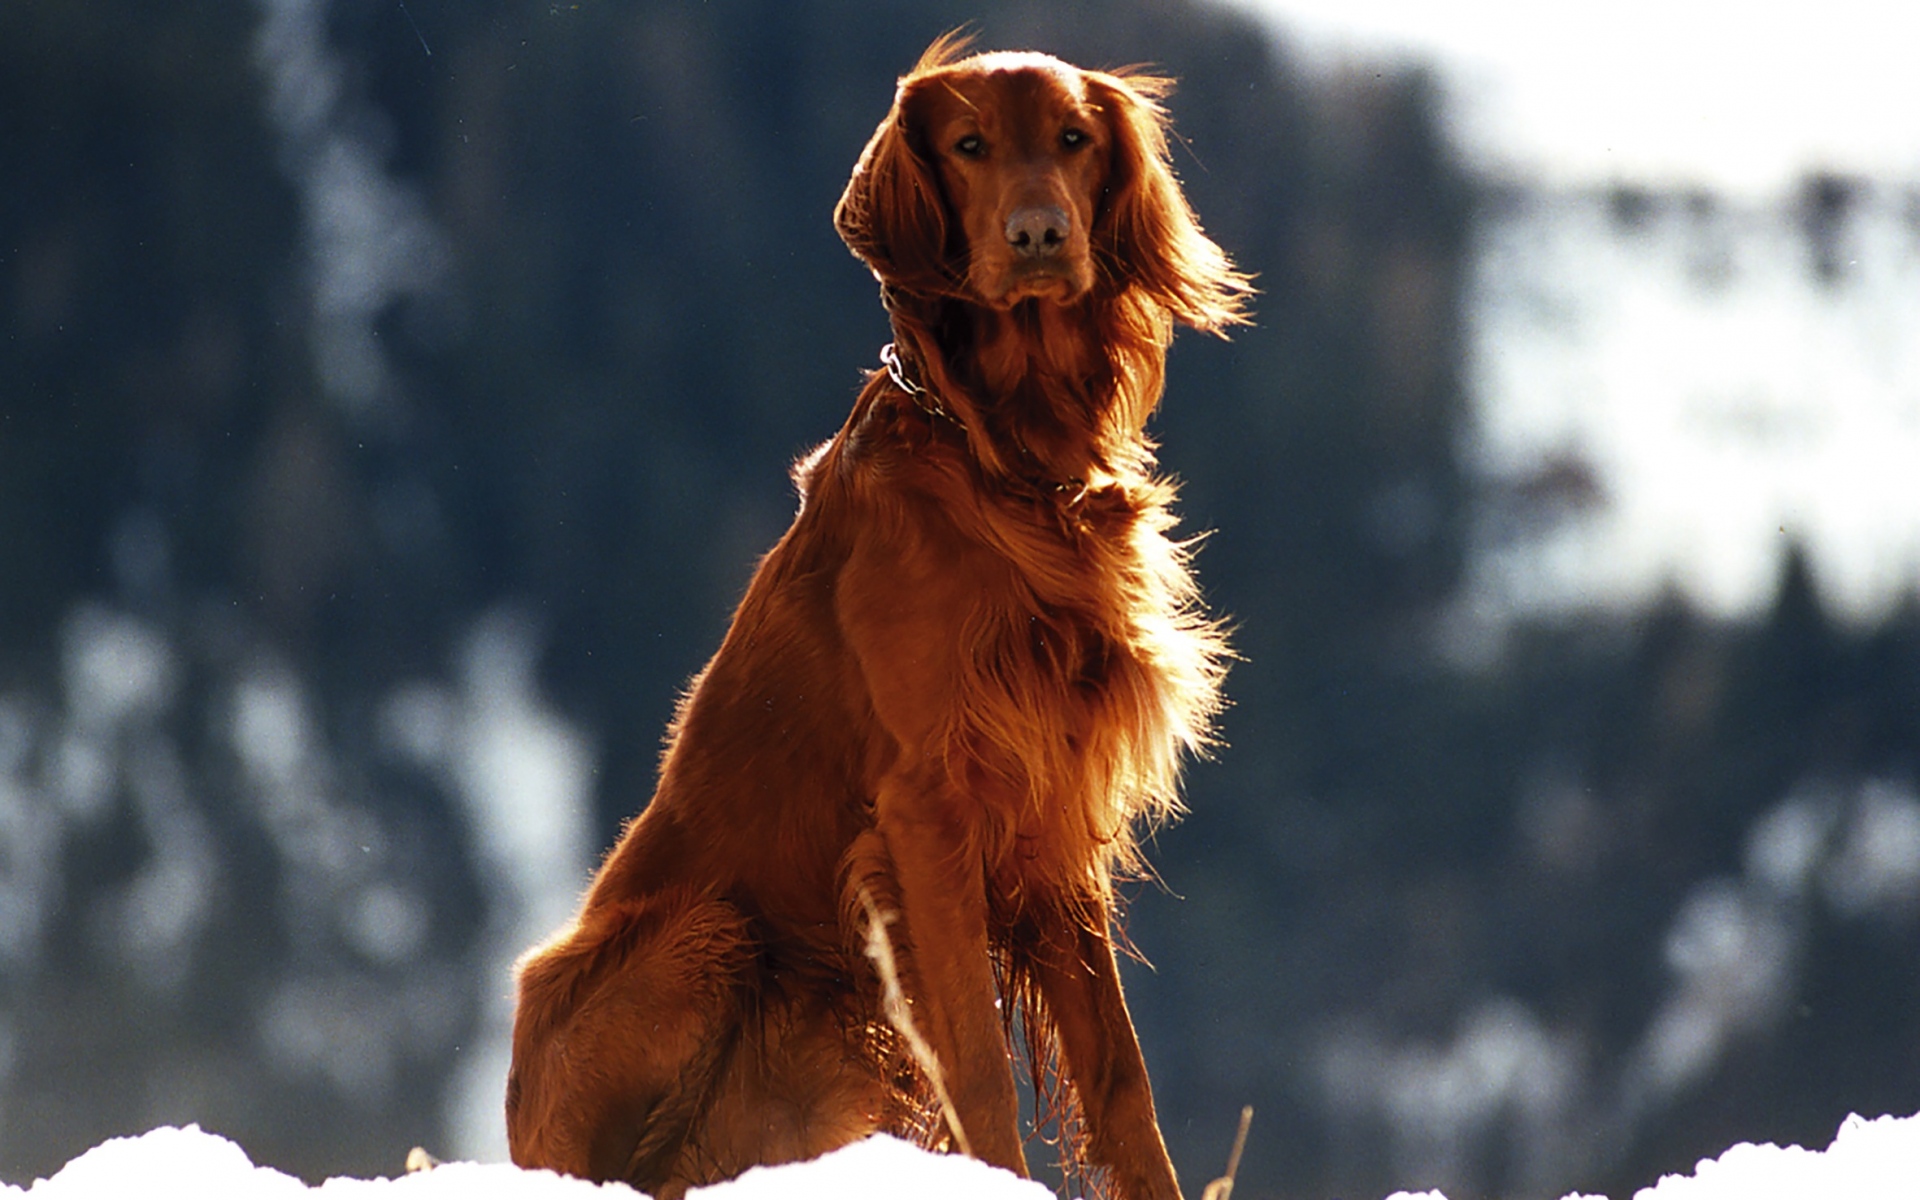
[813,393,1222,893]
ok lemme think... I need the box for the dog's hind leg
[507,888,751,1196]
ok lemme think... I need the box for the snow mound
[1378,1111,1920,1200]
[1632,1112,1920,1200]
[3,1129,1047,1200]
[8,1113,1920,1199]
[683,1137,1050,1200]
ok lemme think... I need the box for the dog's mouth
[979,257,1092,306]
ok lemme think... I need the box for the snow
[1225,0,1920,634]
[10,1116,1920,1200]
[1635,1113,1920,1200]
[1231,0,1920,198]
[1456,190,1920,629]
[1,1132,1047,1200]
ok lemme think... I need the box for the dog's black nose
[1005,206,1070,258]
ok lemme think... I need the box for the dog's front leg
[1031,905,1184,1200]
[875,767,1028,1176]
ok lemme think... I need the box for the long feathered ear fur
[834,34,979,298]
[1088,71,1254,334]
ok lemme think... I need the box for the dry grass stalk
[1200,1106,1253,1200]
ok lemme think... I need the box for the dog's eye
[953,134,985,159]
[1060,127,1089,150]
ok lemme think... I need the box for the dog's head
[835,35,1250,332]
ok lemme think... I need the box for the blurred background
[3,1,1918,1196]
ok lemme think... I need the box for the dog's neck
[889,292,1158,489]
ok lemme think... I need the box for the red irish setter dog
[507,34,1250,1200]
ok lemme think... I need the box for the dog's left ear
[835,80,954,298]
[1088,72,1253,334]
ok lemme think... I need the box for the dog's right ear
[834,78,953,298]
